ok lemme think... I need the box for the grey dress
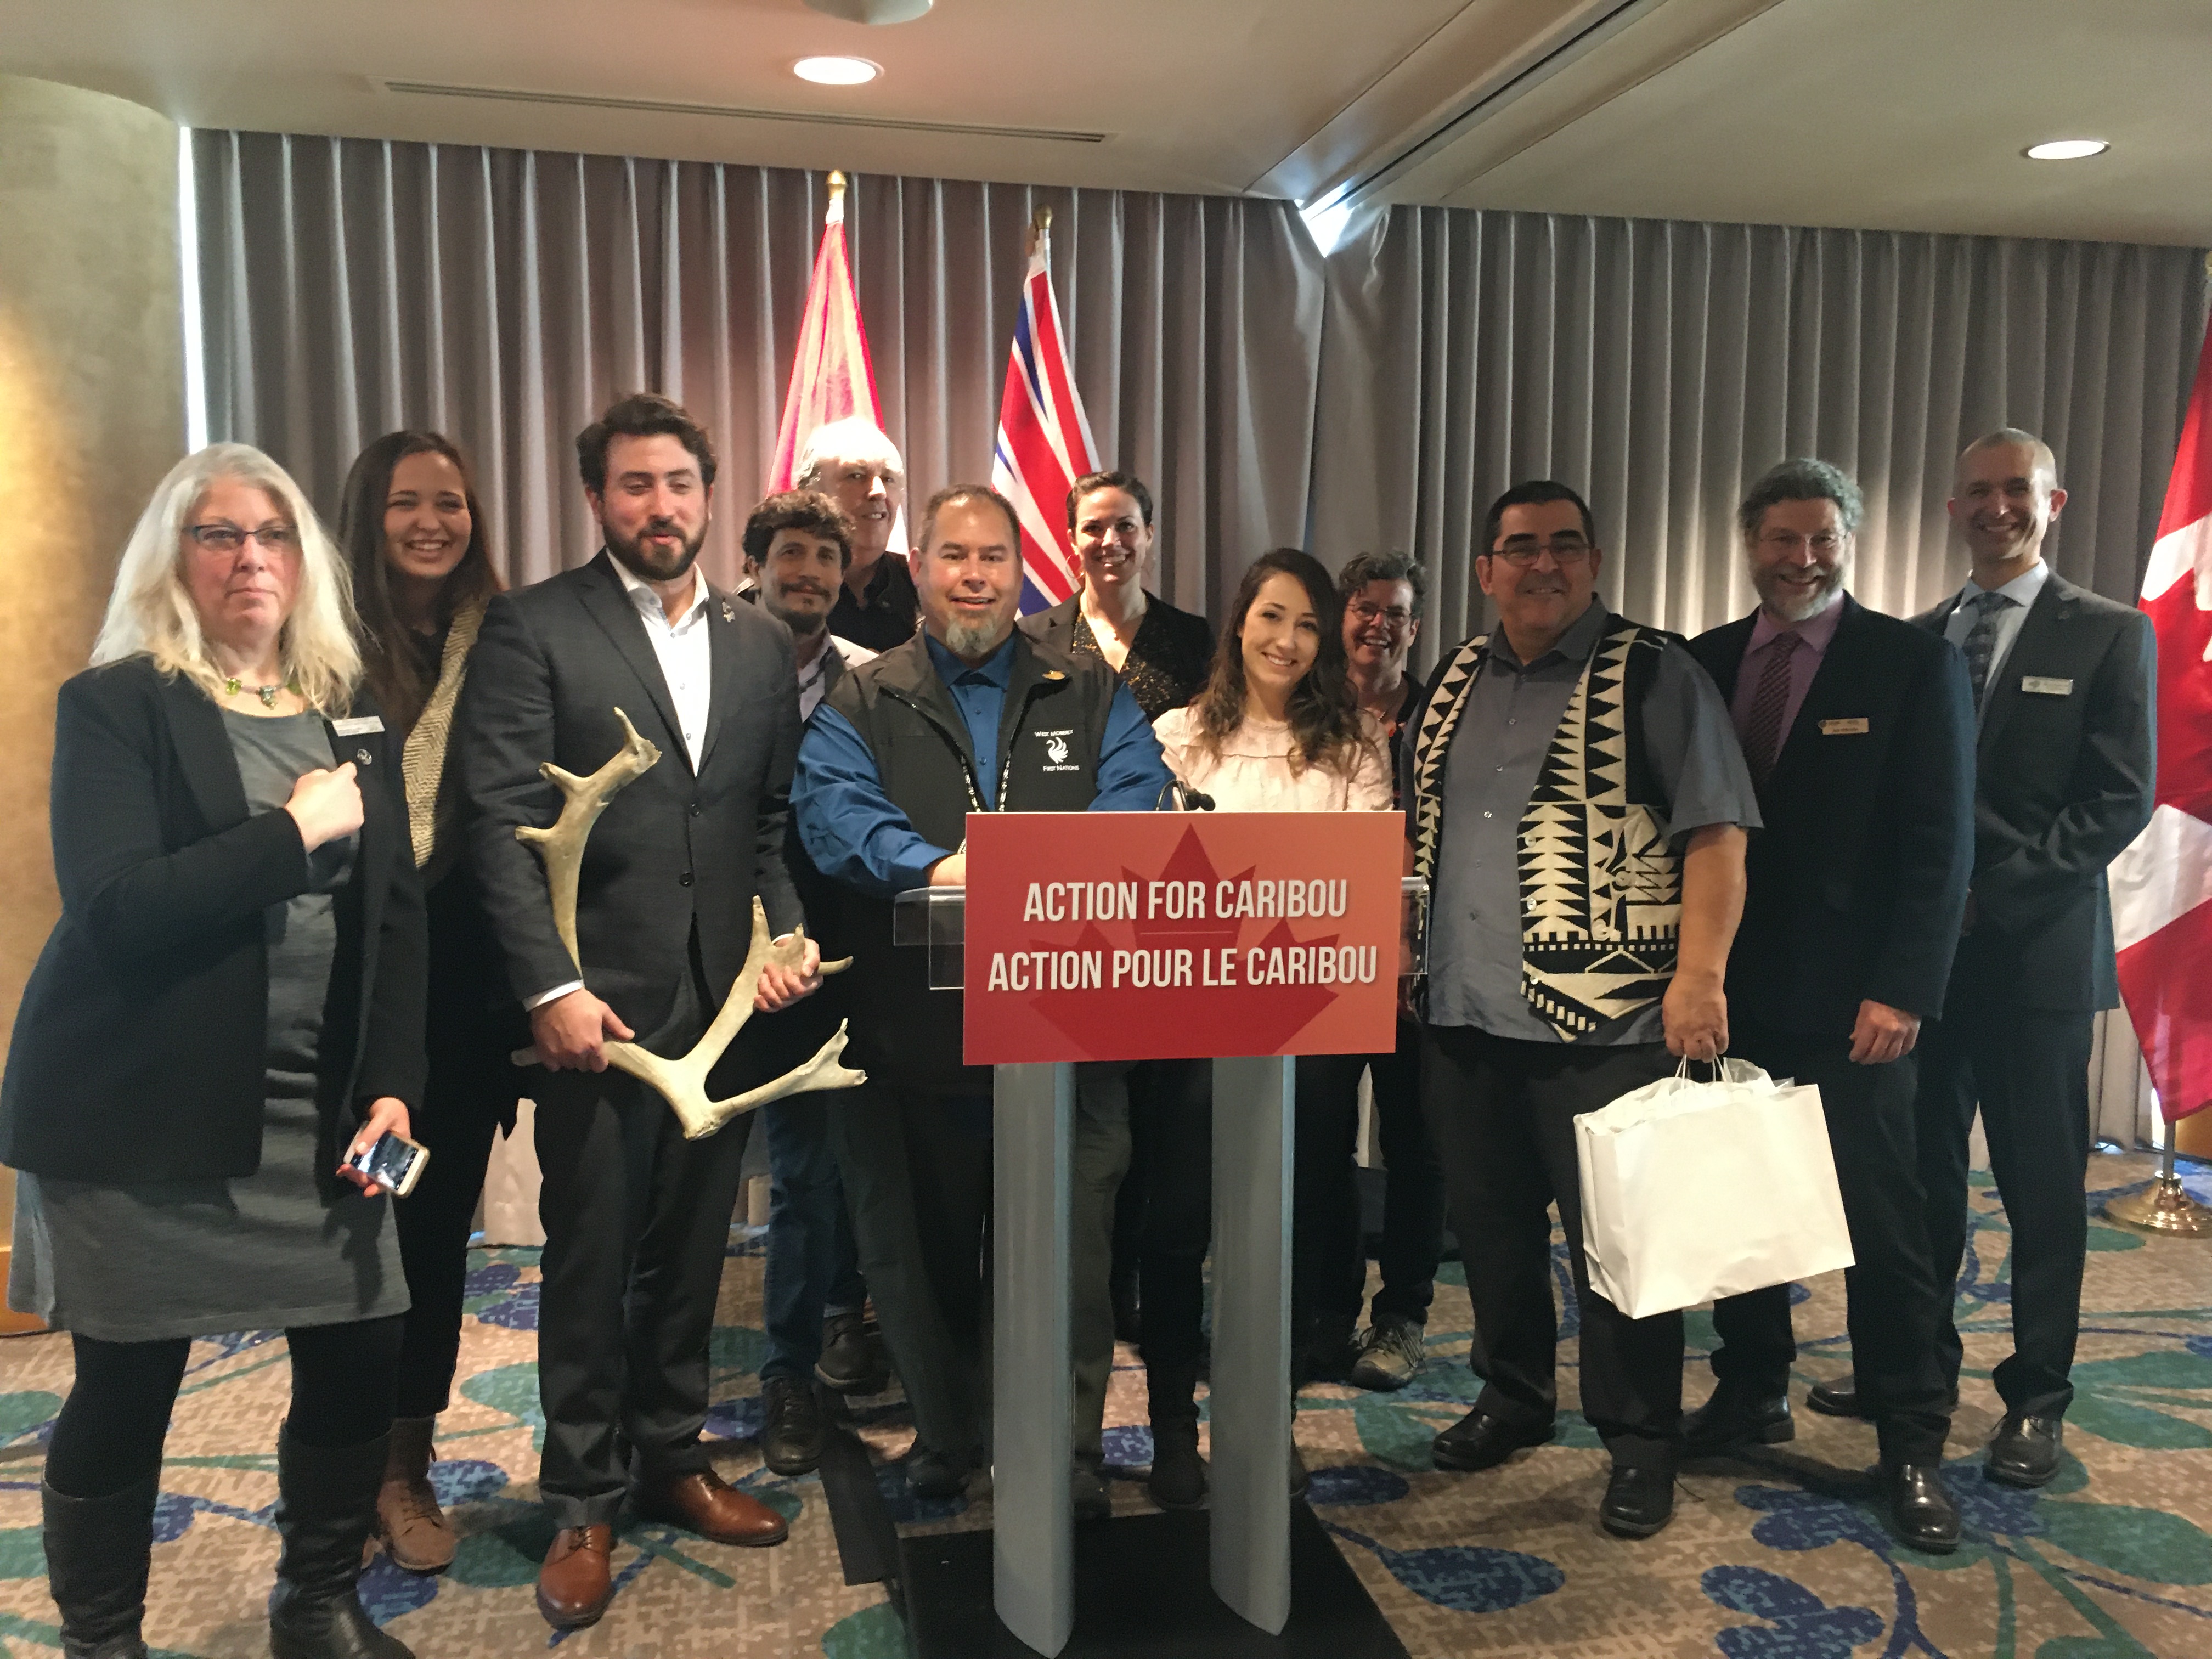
[10,711,410,1341]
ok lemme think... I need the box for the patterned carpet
[3,1149,2210,1658]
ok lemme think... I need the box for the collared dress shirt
[613,556,712,770]
[1942,559,2051,721]
[1727,595,1847,758]
[1419,601,1760,1043]
[793,631,1174,899]
[828,554,921,653]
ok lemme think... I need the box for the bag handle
[1673,1051,1730,1082]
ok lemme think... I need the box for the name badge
[333,716,385,736]
[2022,676,2073,696]
[1819,718,1870,736]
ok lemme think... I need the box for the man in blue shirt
[793,483,1171,1516]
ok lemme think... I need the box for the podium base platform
[898,1504,1409,1658]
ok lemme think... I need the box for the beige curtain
[193,130,1322,616]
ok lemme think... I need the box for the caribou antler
[515,707,865,1139]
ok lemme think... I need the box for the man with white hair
[798,417,919,651]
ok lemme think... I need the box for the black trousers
[532,957,755,1528]
[1915,962,2095,1419]
[47,1318,404,1499]
[1420,1026,1684,1470]
[392,1095,504,1420]
[1708,1028,1951,1463]
[1136,1059,1212,1387]
[1294,1017,1444,1330]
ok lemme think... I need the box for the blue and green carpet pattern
[2,1150,2209,1656]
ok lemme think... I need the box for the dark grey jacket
[460,551,803,1039]
[1911,570,2157,1011]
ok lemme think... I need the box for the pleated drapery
[193,130,1322,614]
[195,130,2204,661]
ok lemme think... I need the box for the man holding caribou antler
[461,394,826,1631]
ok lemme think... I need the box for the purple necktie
[1740,631,1802,783]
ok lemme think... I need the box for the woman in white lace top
[1153,548,1392,812]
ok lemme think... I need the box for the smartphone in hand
[347,1130,430,1198]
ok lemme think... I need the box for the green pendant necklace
[223,676,292,708]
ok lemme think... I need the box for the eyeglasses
[1757,531,1848,555]
[188,523,299,554]
[1346,601,1414,627]
[1487,539,1592,567]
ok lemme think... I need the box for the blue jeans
[761,1091,866,1383]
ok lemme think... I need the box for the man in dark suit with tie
[462,394,823,1628]
[1681,459,1977,1550]
[1801,430,2155,1489]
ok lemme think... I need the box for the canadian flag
[2111,312,2212,1121]
[768,172,890,498]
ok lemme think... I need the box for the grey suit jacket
[460,551,803,1039]
[1912,569,2156,1011]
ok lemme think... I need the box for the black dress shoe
[816,1309,889,1395]
[1431,1410,1555,1472]
[904,1442,972,1500]
[1599,1465,1675,1538]
[759,1375,826,1476]
[1884,1462,1961,1553]
[1682,1380,1794,1457]
[1807,1374,1867,1419]
[1808,1374,1959,1420]
[1986,1413,2063,1488]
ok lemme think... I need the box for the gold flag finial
[827,170,848,225]
[1027,202,1052,258]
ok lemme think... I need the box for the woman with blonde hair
[2,443,428,1659]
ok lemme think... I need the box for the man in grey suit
[462,394,823,1628]
[1814,428,2156,1491]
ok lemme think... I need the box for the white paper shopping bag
[1574,1058,1853,1319]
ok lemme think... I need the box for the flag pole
[2107,1142,2211,1235]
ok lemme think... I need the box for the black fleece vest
[826,631,1119,1093]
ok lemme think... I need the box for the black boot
[268,1429,415,1659]
[41,1476,156,1659]
[1147,1366,1207,1511]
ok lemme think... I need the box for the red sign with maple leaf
[963,811,1406,1064]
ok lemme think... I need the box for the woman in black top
[1018,470,1214,718]
[337,431,519,1573]
[1,444,427,1659]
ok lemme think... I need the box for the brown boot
[375,1416,456,1573]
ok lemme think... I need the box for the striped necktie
[1962,589,2011,712]
[1740,631,1803,784]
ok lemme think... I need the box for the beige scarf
[403,596,489,877]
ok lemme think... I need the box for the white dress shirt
[614,556,713,771]
[1943,558,2051,708]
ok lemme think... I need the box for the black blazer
[459,552,803,1040]
[1689,596,1976,1035]
[1019,591,1215,719]
[1911,569,2157,1011]
[0,659,426,1186]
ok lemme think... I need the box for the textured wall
[0,76,183,1282]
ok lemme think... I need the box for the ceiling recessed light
[2024,139,2108,161]
[794,56,882,86]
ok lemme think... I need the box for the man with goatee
[1683,458,1977,1554]
[462,393,820,1628]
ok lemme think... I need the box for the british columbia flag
[991,218,1099,616]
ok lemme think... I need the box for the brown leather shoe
[633,1470,789,1546]
[536,1524,615,1630]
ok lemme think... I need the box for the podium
[868,813,1422,1658]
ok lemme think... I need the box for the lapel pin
[720,599,736,623]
